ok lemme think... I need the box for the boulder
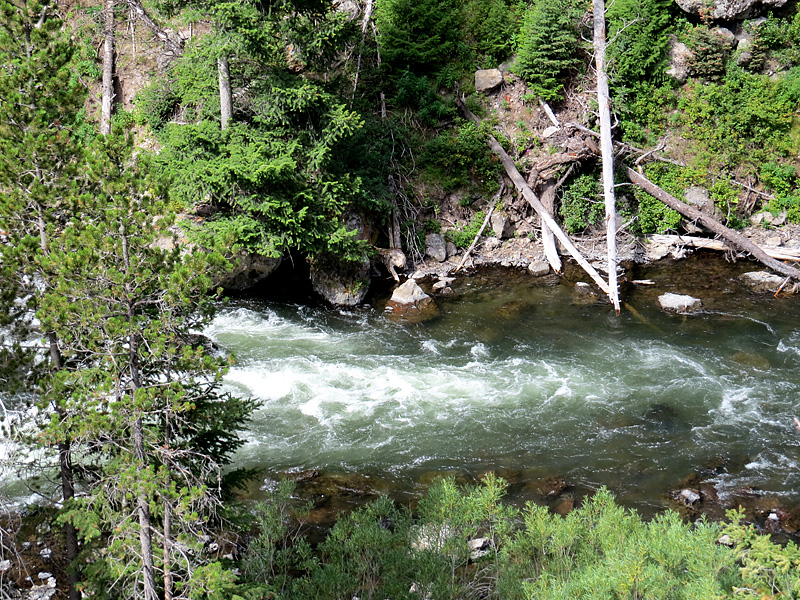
[658,292,702,314]
[674,0,787,19]
[542,125,560,138]
[739,271,789,293]
[467,537,493,560]
[713,27,737,49]
[528,260,551,277]
[490,212,515,239]
[475,69,503,92]
[425,233,447,262]
[666,36,693,83]
[309,254,371,307]
[216,252,282,291]
[446,241,458,258]
[385,280,440,323]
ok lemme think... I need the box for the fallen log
[455,205,495,274]
[626,167,800,280]
[539,178,563,273]
[648,234,800,262]
[455,96,610,295]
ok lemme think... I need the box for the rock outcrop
[217,252,282,291]
[674,0,787,20]
[309,254,371,307]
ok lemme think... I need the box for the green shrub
[447,210,487,248]
[422,122,501,192]
[559,173,604,234]
[512,0,582,102]
[684,26,729,80]
[463,0,517,66]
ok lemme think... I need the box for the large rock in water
[385,280,440,323]
[674,0,787,19]
[309,254,371,307]
[217,252,282,291]
[658,292,702,314]
[739,271,795,294]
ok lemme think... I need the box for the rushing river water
[206,255,800,517]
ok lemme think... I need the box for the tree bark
[455,96,611,296]
[100,0,115,135]
[539,178,562,274]
[593,0,620,314]
[125,0,182,54]
[625,166,800,280]
[218,55,232,130]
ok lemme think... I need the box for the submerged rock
[658,292,702,314]
[385,280,440,323]
[739,271,792,294]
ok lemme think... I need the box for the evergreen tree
[512,0,582,102]
[38,134,252,600]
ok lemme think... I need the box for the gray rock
[765,235,783,247]
[713,27,737,48]
[739,271,787,293]
[542,125,560,138]
[483,237,501,251]
[385,280,440,323]
[309,254,371,307]
[666,36,692,83]
[736,49,754,66]
[674,0,787,19]
[217,253,282,291]
[680,489,701,505]
[446,241,458,258]
[468,537,493,560]
[425,233,447,262]
[528,260,550,277]
[475,69,503,92]
[490,213,515,239]
[658,292,702,314]
[684,186,711,210]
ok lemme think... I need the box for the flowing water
[205,254,800,517]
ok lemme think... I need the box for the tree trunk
[218,55,232,130]
[593,0,620,314]
[125,0,182,54]
[455,96,611,295]
[100,0,115,136]
[625,166,800,280]
[539,178,563,273]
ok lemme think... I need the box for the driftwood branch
[648,234,800,262]
[539,178,563,273]
[455,95,610,295]
[455,205,495,274]
[626,167,800,280]
[125,0,182,54]
[593,0,620,313]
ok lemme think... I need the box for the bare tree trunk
[539,178,563,273]
[125,0,182,54]
[351,0,374,106]
[100,0,115,136]
[625,166,800,280]
[455,96,611,295]
[218,55,232,130]
[593,0,620,314]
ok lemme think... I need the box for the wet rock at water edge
[658,292,702,314]
[216,252,282,292]
[425,233,447,262]
[573,282,598,304]
[385,280,440,323]
[309,253,371,307]
[528,260,550,277]
[740,271,796,294]
[475,68,503,93]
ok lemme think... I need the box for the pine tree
[37,134,252,600]
[512,0,582,102]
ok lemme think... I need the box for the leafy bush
[237,478,761,600]
[512,0,582,102]
[559,173,604,234]
[422,122,501,193]
[447,210,487,248]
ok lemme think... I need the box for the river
[204,254,800,519]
